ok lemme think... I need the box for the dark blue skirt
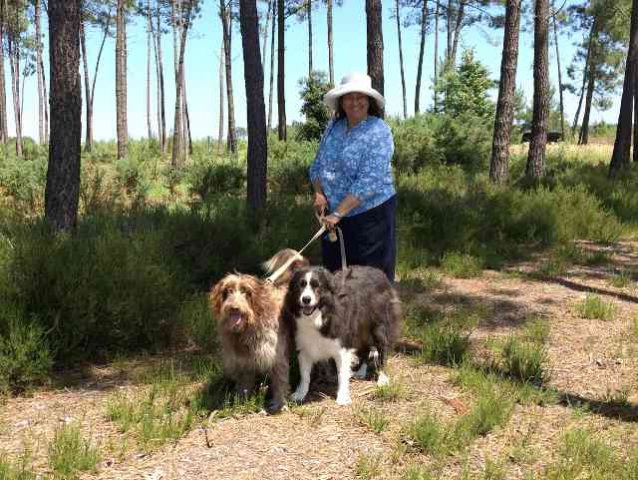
[321,195,397,282]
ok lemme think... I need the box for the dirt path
[1,242,637,479]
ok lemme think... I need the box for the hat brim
[323,85,386,112]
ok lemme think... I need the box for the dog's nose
[301,296,311,305]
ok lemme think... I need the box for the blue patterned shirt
[309,116,396,217]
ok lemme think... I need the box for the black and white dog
[284,266,401,405]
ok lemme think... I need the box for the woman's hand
[323,213,341,228]
[314,192,328,214]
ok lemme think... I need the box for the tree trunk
[446,0,452,62]
[183,80,193,156]
[171,0,184,163]
[396,0,407,118]
[80,23,92,151]
[414,0,427,115]
[526,0,550,181]
[46,0,82,232]
[277,0,286,140]
[609,0,638,177]
[490,0,522,184]
[218,42,225,156]
[86,15,111,153]
[366,0,384,108]
[35,0,45,145]
[239,0,268,213]
[450,0,465,65]
[155,3,167,153]
[433,0,439,112]
[578,64,596,145]
[308,0,313,78]
[552,12,565,141]
[0,3,7,144]
[116,0,128,160]
[267,0,276,130]
[41,56,49,144]
[261,0,272,69]
[571,21,596,136]
[327,0,334,85]
[172,1,192,166]
[147,0,153,140]
[221,0,237,152]
[9,39,22,157]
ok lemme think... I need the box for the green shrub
[5,218,188,365]
[187,161,245,201]
[0,157,47,214]
[48,423,101,478]
[179,294,217,353]
[440,251,483,278]
[419,323,471,367]
[502,337,548,385]
[407,413,445,455]
[0,312,52,394]
[115,157,151,202]
[576,294,616,321]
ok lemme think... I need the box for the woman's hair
[335,94,383,119]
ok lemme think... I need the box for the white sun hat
[323,72,386,112]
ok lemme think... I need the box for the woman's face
[341,92,369,126]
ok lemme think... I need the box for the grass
[355,407,389,434]
[576,294,616,321]
[0,452,36,480]
[609,269,633,288]
[406,385,515,458]
[106,378,200,451]
[452,362,558,407]
[354,453,383,479]
[403,465,435,480]
[541,428,638,480]
[523,317,551,344]
[502,337,549,385]
[48,423,101,479]
[372,381,405,403]
[440,252,484,278]
[292,405,326,427]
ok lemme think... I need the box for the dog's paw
[376,372,390,387]
[352,362,368,379]
[290,390,307,403]
[336,394,352,406]
[266,399,286,414]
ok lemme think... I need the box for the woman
[309,72,397,282]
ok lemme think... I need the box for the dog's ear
[317,267,336,294]
[209,279,226,315]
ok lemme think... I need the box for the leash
[265,212,348,284]
[315,211,348,274]
[265,224,326,284]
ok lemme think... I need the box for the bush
[440,251,483,278]
[3,218,188,366]
[0,311,52,394]
[187,161,245,201]
[502,337,548,385]
[0,156,47,215]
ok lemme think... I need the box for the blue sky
[12,0,621,142]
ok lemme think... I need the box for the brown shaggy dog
[209,250,307,413]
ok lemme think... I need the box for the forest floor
[1,240,638,479]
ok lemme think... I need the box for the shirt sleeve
[347,121,394,202]
[309,119,336,183]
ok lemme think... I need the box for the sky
[10,0,623,142]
